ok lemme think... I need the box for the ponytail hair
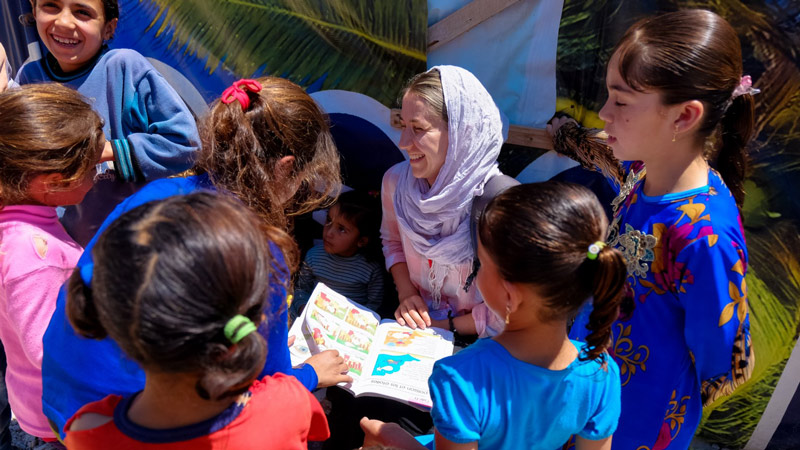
[67,193,288,400]
[195,76,341,259]
[613,9,755,206]
[66,269,107,340]
[584,245,626,362]
[716,93,755,206]
[479,181,626,362]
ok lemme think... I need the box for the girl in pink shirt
[0,84,105,441]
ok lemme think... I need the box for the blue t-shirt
[41,175,318,438]
[570,163,752,449]
[429,339,620,449]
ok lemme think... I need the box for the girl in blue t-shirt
[362,181,624,450]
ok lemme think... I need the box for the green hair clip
[223,314,258,344]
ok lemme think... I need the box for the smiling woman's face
[398,93,449,187]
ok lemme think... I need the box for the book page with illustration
[289,283,453,409]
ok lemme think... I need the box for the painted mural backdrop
[113,0,427,104]
[556,1,800,448]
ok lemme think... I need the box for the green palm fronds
[697,222,800,448]
[138,0,426,105]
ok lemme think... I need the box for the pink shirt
[380,164,504,337]
[0,205,82,438]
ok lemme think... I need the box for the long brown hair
[0,83,104,208]
[479,182,626,362]
[194,76,341,269]
[614,9,754,206]
[67,193,289,400]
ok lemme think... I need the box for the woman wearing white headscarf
[381,65,505,339]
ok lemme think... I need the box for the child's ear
[672,100,704,136]
[34,173,65,189]
[27,173,65,204]
[274,156,300,204]
[501,280,523,314]
[102,18,118,41]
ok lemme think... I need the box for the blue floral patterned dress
[569,162,753,450]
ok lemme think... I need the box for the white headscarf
[393,65,503,305]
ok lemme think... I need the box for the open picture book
[289,283,454,410]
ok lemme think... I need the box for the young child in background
[292,190,385,318]
[17,0,199,245]
[64,193,329,449]
[0,84,104,442]
[549,10,754,449]
[362,182,624,450]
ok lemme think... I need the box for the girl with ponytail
[64,193,329,449]
[42,76,348,439]
[549,9,755,449]
[361,181,624,450]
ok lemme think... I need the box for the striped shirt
[295,244,384,312]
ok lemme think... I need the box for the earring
[504,303,511,325]
[672,126,678,142]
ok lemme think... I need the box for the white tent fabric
[428,0,564,129]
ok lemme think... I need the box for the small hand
[360,417,425,449]
[395,294,430,330]
[304,349,352,388]
[287,335,296,347]
[100,140,115,163]
[546,115,578,138]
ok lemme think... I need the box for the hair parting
[400,69,447,123]
[67,193,292,400]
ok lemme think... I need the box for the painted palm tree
[556,1,800,448]
[125,0,427,106]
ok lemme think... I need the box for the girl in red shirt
[63,193,329,449]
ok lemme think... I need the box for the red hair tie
[220,79,262,111]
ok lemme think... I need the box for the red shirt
[64,373,329,449]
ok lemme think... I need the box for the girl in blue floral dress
[550,9,756,450]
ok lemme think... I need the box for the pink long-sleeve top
[380,164,504,338]
[0,205,82,438]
